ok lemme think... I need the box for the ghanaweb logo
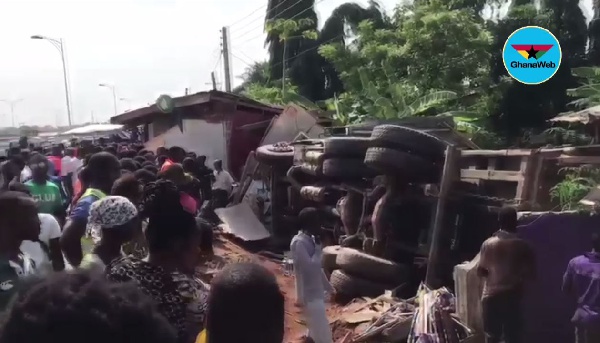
[503,26,561,85]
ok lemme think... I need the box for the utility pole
[211,72,217,90]
[221,26,232,92]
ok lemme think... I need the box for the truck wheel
[329,269,390,298]
[336,248,409,285]
[322,245,348,272]
[370,125,446,161]
[322,158,375,179]
[255,143,294,165]
[323,137,371,157]
[364,147,440,183]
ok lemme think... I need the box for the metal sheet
[215,202,271,241]
[261,105,322,145]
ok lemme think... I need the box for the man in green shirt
[0,191,40,311]
[25,154,63,216]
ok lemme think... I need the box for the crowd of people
[0,141,285,343]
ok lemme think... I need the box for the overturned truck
[254,117,482,299]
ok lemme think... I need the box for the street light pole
[31,35,72,127]
[0,99,23,127]
[99,83,118,116]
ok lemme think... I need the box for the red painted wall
[227,105,278,179]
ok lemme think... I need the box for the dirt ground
[199,235,346,342]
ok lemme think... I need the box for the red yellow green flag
[511,45,553,59]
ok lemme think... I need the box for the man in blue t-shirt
[60,152,120,267]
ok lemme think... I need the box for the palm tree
[265,0,317,81]
[264,0,389,101]
[233,61,271,94]
[590,0,600,65]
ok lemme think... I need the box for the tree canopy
[237,0,594,148]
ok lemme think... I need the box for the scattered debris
[330,287,474,343]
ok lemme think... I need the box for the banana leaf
[408,91,457,114]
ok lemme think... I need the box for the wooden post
[425,145,459,288]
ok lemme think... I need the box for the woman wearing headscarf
[81,196,138,270]
[105,180,209,343]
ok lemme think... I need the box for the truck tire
[322,245,348,272]
[255,143,294,165]
[323,137,371,157]
[330,269,389,298]
[364,147,440,182]
[336,248,409,285]
[322,158,375,179]
[370,125,446,161]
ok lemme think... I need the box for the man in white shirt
[212,160,234,209]
[291,207,334,343]
[8,181,65,273]
[20,213,63,273]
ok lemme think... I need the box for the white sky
[0,0,593,127]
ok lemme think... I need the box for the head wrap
[86,195,138,242]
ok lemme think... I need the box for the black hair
[8,147,20,157]
[133,156,147,165]
[156,147,167,156]
[592,233,600,252]
[298,207,320,230]
[141,161,155,168]
[0,191,34,225]
[119,158,140,173]
[182,157,197,174]
[0,270,177,343]
[207,262,284,343]
[29,152,49,166]
[498,206,517,231]
[103,146,118,156]
[87,152,119,183]
[1,161,18,185]
[122,150,138,159]
[111,174,142,200]
[134,169,157,184]
[139,180,198,253]
[167,146,185,158]
[143,165,159,174]
[157,155,167,166]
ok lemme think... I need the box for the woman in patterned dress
[105,180,209,343]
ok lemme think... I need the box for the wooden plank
[460,169,523,182]
[516,155,535,202]
[557,155,600,165]
[461,149,533,157]
[425,145,459,289]
[529,155,545,209]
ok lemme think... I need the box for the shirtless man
[477,206,536,343]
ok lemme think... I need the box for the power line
[236,50,258,64]
[227,4,267,29]
[234,32,267,48]
[269,34,344,71]
[230,0,305,35]
[233,0,327,41]
[231,52,254,67]
[212,52,223,72]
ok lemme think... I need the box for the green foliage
[265,18,316,41]
[242,82,299,106]
[567,67,600,108]
[551,166,600,211]
[320,1,491,103]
